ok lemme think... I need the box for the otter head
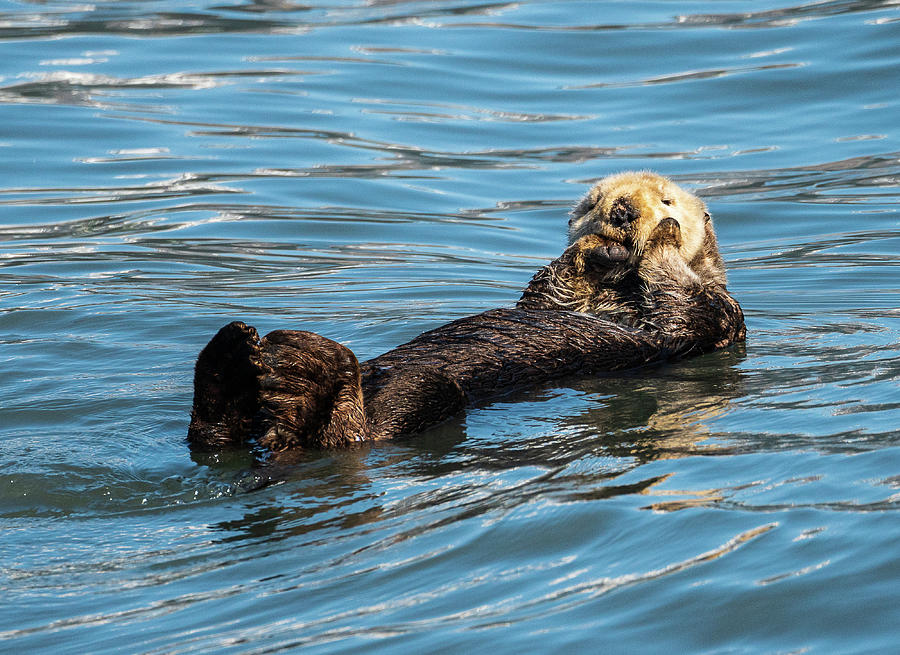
[568,171,727,285]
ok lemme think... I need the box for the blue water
[1,1,898,653]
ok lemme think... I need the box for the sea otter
[188,172,744,456]
[518,171,726,325]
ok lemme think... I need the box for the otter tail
[188,322,368,454]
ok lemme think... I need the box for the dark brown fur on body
[188,197,745,454]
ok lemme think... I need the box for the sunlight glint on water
[0,1,898,653]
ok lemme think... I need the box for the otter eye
[661,199,674,206]
[572,192,600,221]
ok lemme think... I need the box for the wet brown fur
[188,172,745,455]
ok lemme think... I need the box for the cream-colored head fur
[568,171,710,267]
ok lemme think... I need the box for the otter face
[568,171,713,273]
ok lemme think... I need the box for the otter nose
[609,198,638,229]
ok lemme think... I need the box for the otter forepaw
[646,217,683,251]
[638,218,702,289]
[572,234,630,273]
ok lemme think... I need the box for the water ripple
[569,62,804,89]
[692,151,900,202]
[2,0,899,652]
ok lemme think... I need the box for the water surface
[1,1,899,653]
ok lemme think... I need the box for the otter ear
[703,212,711,223]
[703,218,718,246]
[701,217,728,285]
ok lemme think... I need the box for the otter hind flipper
[256,330,368,452]
[188,321,264,449]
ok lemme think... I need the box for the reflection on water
[1,0,899,653]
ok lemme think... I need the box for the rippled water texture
[1,1,899,653]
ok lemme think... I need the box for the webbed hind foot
[256,330,368,452]
[188,321,265,449]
